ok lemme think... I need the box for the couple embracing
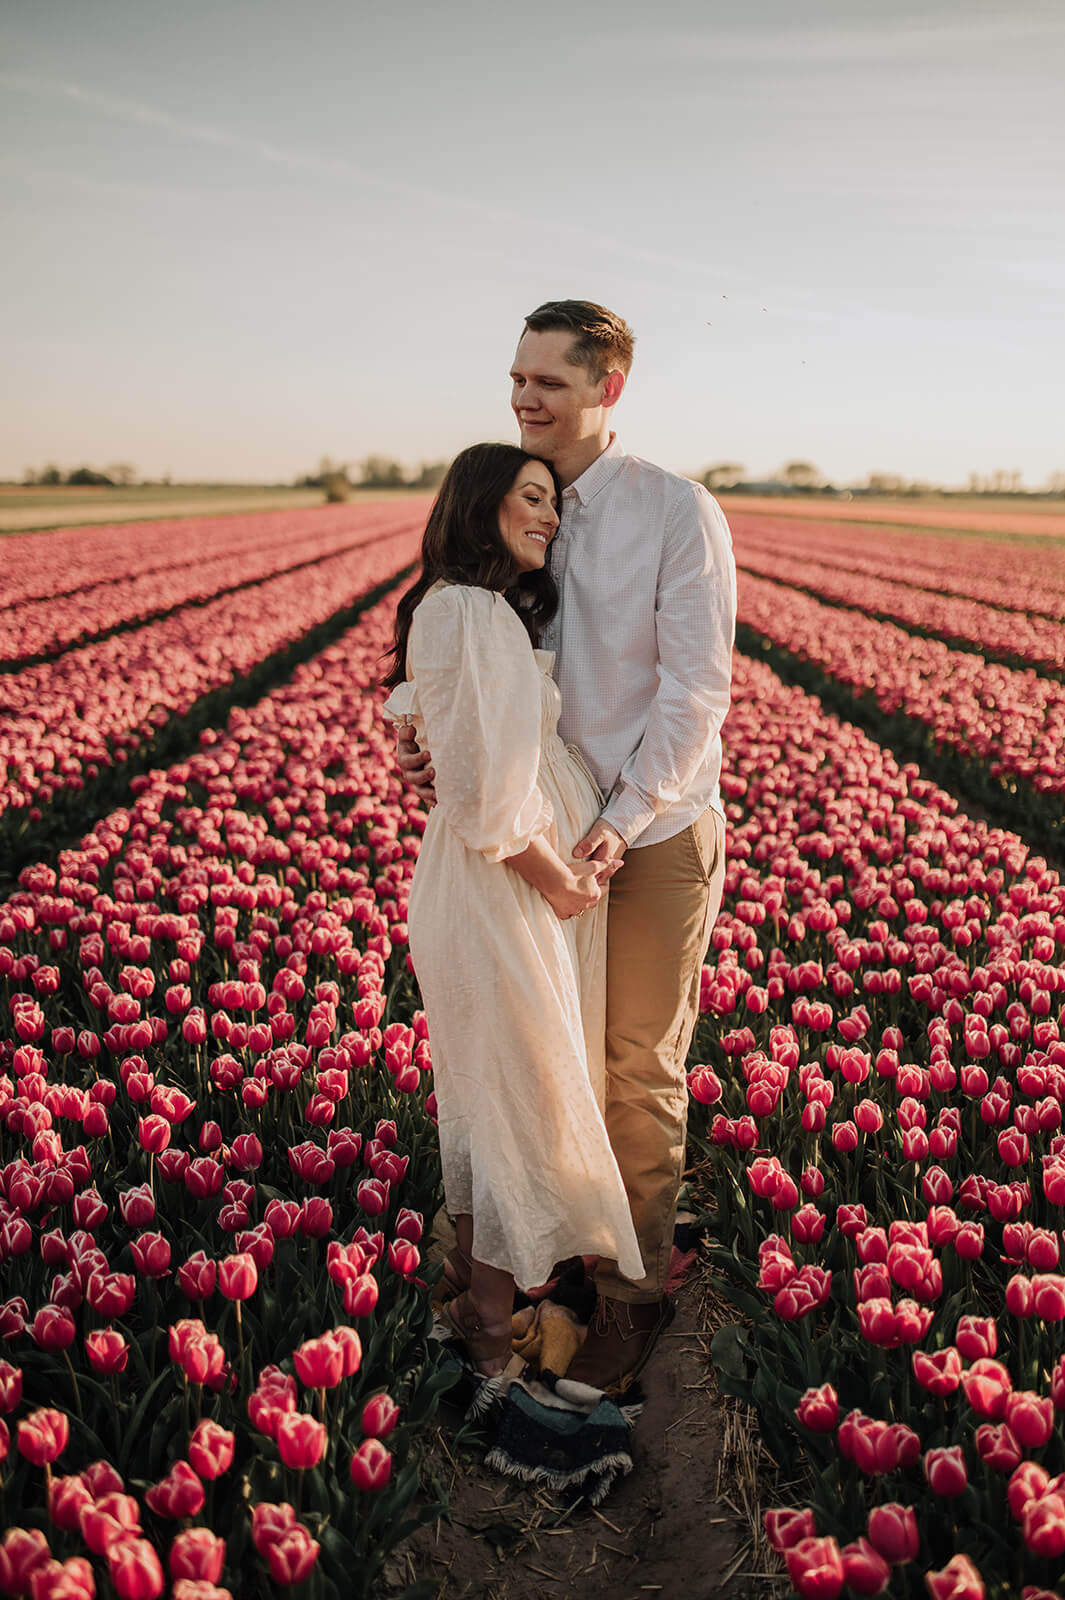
[384,299,736,1395]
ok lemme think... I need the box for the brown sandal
[441,1291,513,1377]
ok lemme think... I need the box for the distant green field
[0,484,421,534]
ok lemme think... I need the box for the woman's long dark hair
[382,443,561,689]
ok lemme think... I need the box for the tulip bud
[118,1184,156,1228]
[31,1306,77,1352]
[1008,1459,1050,1520]
[796,1383,838,1434]
[0,1529,52,1595]
[360,1392,399,1439]
[130,1232,171,1279]
[764,1507,818,1553]
[169,1527,226,1584]
[145,1459,205,1519]
[866,1502,918,1564]
[217,1253,257,1302]
[975,1421,1023,1472]
[784,1535,845,1599]
[85,1329,129,1375]
[962,1357,1012,1420]
[840,1537,890,1597]
[349,1437,393,1491]
[343,1273,379,1317]
[108,1536,166,1600]
[48,1473,93,1533]
[1022,1492,1065,1560]
[1007,1390,1054,1449]
[16,1409,69,1466]
[275,1413,327,1471]
[955,1314,997,1360]
[0,1361,24,1413]
[187,1419,235,1480]
[293,1335,344,1390]
[924,1446,968,1498]
[263,1523,320,1585]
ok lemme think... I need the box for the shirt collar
[564,434,625,507]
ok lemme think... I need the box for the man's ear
[601,369,626,409]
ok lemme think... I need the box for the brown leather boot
[565,1294,675,1395]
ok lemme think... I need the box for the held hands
[573,818,628,866]
[395,724,436,806]
[547,856,621,922]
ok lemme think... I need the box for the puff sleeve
[406,587,552,861]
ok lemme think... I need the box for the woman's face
[497,460,559,572]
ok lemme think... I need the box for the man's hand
[396,725,436,806]
[573,818,627,865]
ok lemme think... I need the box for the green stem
[62,1350,84,1421]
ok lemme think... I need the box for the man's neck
[553,429,615,489]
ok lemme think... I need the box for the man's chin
[519,423,555,456]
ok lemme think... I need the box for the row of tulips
[0,592,452,1598]
[721,498,1065,540]
[734,572,1065,853]
[0,505,421,613]
[728,511,1065,621]
[686,645,1065,1598]
[733,545,1065,676]
[0,504,426,667]
[0,510,425,853]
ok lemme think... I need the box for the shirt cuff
[600,788,657,847]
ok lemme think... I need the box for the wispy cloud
[0,70,1044,361]
[1,71,753,290]
[613,8,1065,68]
[1,73,433,201]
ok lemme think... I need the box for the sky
[2,0,1063,488]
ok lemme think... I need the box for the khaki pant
[595,806,726,1304]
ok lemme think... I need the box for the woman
[383,443,642,1377]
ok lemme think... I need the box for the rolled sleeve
[600,484,736,845]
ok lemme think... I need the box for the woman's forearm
[503,834,577,898]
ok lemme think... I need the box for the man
[401,300,736,1392]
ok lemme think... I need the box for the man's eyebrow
[509,367,568,382]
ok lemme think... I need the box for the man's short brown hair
[523,300,635,382]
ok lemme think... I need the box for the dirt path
[389,1267,784,1599]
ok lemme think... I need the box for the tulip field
[1,497,1064,1599]
[692,507,1065,1598]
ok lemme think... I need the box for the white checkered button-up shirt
[541,437,736,850]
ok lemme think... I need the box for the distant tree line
[699,461,1065,498]
[295,457,449,502]
[23,463,139,487]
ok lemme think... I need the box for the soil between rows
[389,1263,785,1600]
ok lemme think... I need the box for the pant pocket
[687,808,720,886]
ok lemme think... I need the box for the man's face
[509,328,607,462]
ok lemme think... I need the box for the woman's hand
[396,724,436,806]
[504,836,621,918]
[546,858,619,921]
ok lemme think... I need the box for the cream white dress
[384,582,642,1290]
